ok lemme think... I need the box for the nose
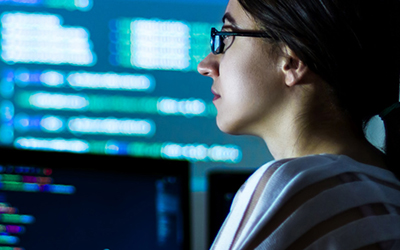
[197,53,219,78]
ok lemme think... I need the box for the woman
[198,0,400,249]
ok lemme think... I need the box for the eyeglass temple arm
[212,28,271,38]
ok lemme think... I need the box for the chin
[216,118,246,136]
[216,115,261,137]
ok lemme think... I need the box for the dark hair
[238,0,400,177]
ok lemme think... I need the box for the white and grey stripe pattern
[210,154,400,250]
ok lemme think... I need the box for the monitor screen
[207,171,253,248]
[0,0,272,192]
[0,147,190,250]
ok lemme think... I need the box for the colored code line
[87,95,159,114]
[0,214,34,224]
[43,184,76,194]
[0,203,17,214]
[16,91,89,111]
[0,0,92,11]
[0,182,25,192]
[0,166,52,176]
[0,225,25,234]
[0,175,52,184]
[0,175,19,182]
[68,117,155,137]
[91,140,242,163]
[0,247,24,250]
[3,68,155,91]
[14,137,89,153]
[1,12,96,66]
[43,0,93,11]
[0,235,19,245]
[16,91,217,117]
[0,182,75,195]
[109,18,217,71]
[14,137,243,163]
[22,176,52,184]
[67,71,155,92]
[23,183,40,192]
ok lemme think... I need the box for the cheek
[220,51,258,87]
[216,67,272,132]
[220,45,279,103]
[224,41,275,83]
[228,61,274,100]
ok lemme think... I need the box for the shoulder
[269,154,399,188]
[244,154,400,250]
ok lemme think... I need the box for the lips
[211,88,221,101]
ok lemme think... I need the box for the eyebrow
[222,13,238,26]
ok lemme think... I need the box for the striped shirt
[210,154,400,250]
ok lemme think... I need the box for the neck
[261,81,386,169]
[263,112,387,169]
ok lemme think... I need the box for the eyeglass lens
[213,35,223,54]
[211,28,223,54]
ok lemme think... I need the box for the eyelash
[221,25,232,32]
[220,26,234,44]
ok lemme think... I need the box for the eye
[221,35,228,43]
[221,35,234,51]
[221,34,232,44]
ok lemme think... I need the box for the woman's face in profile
[197,0,286,137]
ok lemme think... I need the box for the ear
[280,46,309,87]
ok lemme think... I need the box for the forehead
[224,0,257,29]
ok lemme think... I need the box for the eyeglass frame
[210,27,272,55]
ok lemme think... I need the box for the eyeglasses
[210,27,271,55]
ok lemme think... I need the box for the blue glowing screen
[0,148,190,250]
[0,0,272,191]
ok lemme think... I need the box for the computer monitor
[0,0,273,194]
[0,147,190,250]
[207,170,253,248]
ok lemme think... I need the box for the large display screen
[0,147,190,250]
[0,0,272,191]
